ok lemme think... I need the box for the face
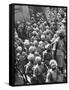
[52,65,57,70]
[18,23,24,33]
[57,23,62,29]
[46,33,52,41]
[16,53,20,61]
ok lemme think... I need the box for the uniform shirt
[46,68,63,83]
[25,62,33,76]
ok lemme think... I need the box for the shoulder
[47,69,52,75]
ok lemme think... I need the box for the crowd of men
[14,7,67,85]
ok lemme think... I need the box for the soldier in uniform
[55,30,66,72]
[31,56,47,84]
[46,59,64,83]
[25,53,35,84]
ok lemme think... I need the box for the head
[35,56,41,65]
[56,30,65,39]
[16,46,22,53]
[17,23,24,33]
[22,51,27,59]
[32,31,38,37]
[29,46,36,54]
[33,40,38,47]
[16,53,20,60]
[45,25,50,30]
[41,34,45,41]
[34,51,40,57]
[39,41,44,47]
[27,53,35,64]
[16,20,21,28]
[33,23,37,28]
[24,39,30,48]
[45,30,53,42]
[49,59,57,70]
